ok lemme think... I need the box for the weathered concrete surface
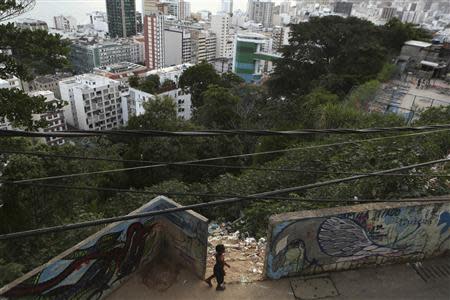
[265,201,450,279]
[106,256,450,300]
[0,196,208,300]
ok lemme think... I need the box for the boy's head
[216,244,225,254]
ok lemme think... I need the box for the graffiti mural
[265,202,450,279]
[0,196,208,299]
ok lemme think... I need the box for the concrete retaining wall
[0,196,208,299]
[264,201,450,279]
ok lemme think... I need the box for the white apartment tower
[53,15,77,32]
[211,13,231,59]
[142,0,159,15]
[144,14,166,70]
[220,0,233,14]
[59,74,124,130]
[178,0,191,20]
[247,0,274,28]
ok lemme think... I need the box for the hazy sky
[14,0,264,25]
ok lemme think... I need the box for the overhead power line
[4,181,450,201]
[9,129,450,184]
[0,124,449,138]
[0,157,448,241]
[1,150,449,178]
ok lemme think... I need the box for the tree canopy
[178,61,221,108]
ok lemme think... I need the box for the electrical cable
[3,181,450,202]
[9,129,450,184]
[1,124,450,138]
[1,149,449,178]
[0,157,448,241]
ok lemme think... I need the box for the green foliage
[220,72,245,88]
[268,16,387,97]
[139,74,161,94]
[346,80,381,109]
[413,105,450,125]
[128,75,140,88]
[159,79,177,92]
[0,24,71,80]
[381,18,432,53]
[0,0,35,22]
[377,63,397,82]
[128,95,180,130]
[0,88,64,130]
[179,61,221,108]
[0,22,71,130]
[195,85,241,129]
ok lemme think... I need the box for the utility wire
[2,181,450,204]
[0,157,448,241]
[10,129,450,184]
[1,150,449,178]
[0,124,450,138]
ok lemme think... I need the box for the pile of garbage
[206,222,266,283]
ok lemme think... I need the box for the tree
[159,79,176,93]
[381,18,432,54]
[127,96,180,130]
[139,74,160,94]
[0,0,35,21]
[0,12,71,129]
[194,85,241,129]
[128,75,140,88]
[220,72,244,88]
[178,61,221,108]
[267,16,387,97]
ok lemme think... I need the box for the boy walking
[205,244,230,291]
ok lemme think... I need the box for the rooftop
[405,40,433,48]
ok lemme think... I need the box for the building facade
[59,74,125,130]
[70,38,144,74]
[191,30,217,64]
[106,0,137,38]
[220,0,233,14]
[211,13,231,59]
[164,28,192,66]
[247,0,274,28]
[144,14,166,70]
[29,91,67,146]
[333,2,353,17]
[53,15,77,31]
[233,32,276,83]
[124,87,192,122]
[15,18,48,31]
[178,0,191,20]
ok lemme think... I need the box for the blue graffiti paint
[438,212,450,235]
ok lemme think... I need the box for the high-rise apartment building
[106,0,136,38]
[53,15,77,31]
[29,91,67,146]
[247,0,274,28]
[15,18,48,31]
[233,32,274,82]
[178,0,191,20]
[143,0,159,15]
[220,0,233,14]
[211,13,231,58]
[144,14,165,70]
[164,28,192,66]
[190,30,217,64]
[70,38,145,73]
[333,1,353,17]
[59,74,124,130]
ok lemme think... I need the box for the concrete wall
[0,196,208,299]
[265,201,450,279]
